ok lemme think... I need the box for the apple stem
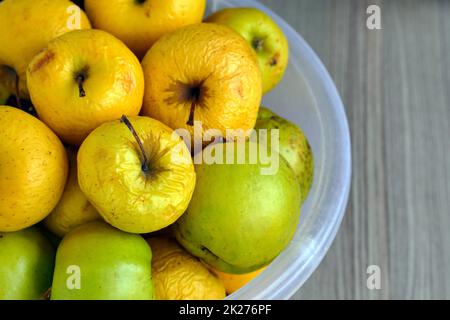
[14,74,22,109]
[76,75,86,97]
[120,115,150,173]
[187,102,196,126]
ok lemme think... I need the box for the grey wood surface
[259,0,450,299]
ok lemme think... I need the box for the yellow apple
[78,116,196,234]
[0,0,91,98]
[141,23,262,146]
[85,0,206,58]
[148,237,225,300]
[0,106,68,232]
[26,29,144,145]
[44,147,100,238]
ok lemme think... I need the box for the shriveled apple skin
[174,141,301,274]
[0,106,68,232]
[0,0,91,98]
[207,8,289,94]
[0,227,55,300]
[44,147,100,237]
[85,0,206,59]
[26,29,144,145]
[141,23,262,145]
[148,237,225,300]
[51,221,154,300]
[78,116,196,234]
[255,107,314,203]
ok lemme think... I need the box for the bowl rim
[211,0,352,300]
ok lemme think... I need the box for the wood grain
[259,0,450,299]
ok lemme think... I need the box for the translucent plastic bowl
[206,0,352,299]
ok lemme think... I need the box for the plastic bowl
[206,0,352,299]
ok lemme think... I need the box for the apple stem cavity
[120,115,150,173]
[185,85,202,126]
[76,74,86,98]
[252,38,264,52]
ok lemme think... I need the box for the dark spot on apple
[31,50,55,73]
[81,201,91,213]
[269,53,280,67]
[120,71,135,93]
[135,0,146,4]
[236,85,244,98]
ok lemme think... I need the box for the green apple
[207,7,289,94]
[255,107,314,203]
[0,227,55,300]
[174,140,301,274]
[51,221,154,300]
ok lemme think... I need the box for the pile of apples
[0,0,313,300]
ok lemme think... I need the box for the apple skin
[174,141,301,274]
[255,107,314,203]
[148,237,226,300]
[85,0,206,59]
[211,267,266,295]
[0,106,68,232]
[0,227,55,300]
[78,116,196,234]
[51,221,154,300]
[26,29,144,145]
[207,8,289,94]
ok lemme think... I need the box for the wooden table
[259,0,450,299]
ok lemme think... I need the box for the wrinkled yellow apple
[0,106,68,232]
[85,0,206,58]
[148,237,225,300]
[44,147,100,237]
[27,29,144,145]
[141,23,262,146]
[0,0,91,98]
[78,116,196,234]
